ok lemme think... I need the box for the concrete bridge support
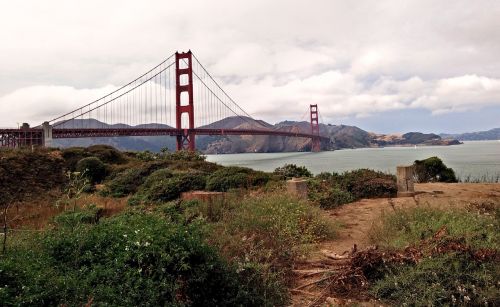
[42,121,53,147]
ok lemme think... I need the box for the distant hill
[51,118,461,153]
[440,128,500,141]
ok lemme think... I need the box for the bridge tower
[175,51,196,151]
[310,104,321,152]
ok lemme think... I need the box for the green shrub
[131,170,207,204]
[53,205,102,228]
[371,254,499,306]
[2,212,278,306]
[369,207,499,250]
[308,169,396,206]
[339,169,397,199]
[103,168,145,197]
[414,156,457,183]
[210,192,337,281]
[273,164,312,178]
[86,145,126,164]
[61,147,89,170]
[369,207,499,306]
[317,187,355,209]
[206,166,270,192]
[161,149,206,161]
[75,157,106,183]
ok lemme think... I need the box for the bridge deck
[51,128,329,140]
[0,127,329,148]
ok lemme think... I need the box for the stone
[397,165,415,197]
[287,177,308,198]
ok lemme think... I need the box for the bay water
[206,140,500,181]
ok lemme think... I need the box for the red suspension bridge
[0,51,329,152]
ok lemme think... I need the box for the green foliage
[86,145,126,164]
[160,148,206,162]
[0,149,66,204]
[414,156,458,183]
[60,147,89,170]
[317,187,355,209]
[369,206,500,306]
[210,192,337,288]
[273,164,312,178]
[371,254,499,306]
[370,207,499,250]
[339,169,397,199]
[134,149,206,162]
[102,168,145,197]
[206,166,270,192]
[61,146,126,171]
[308,169,396,207]
[53,205,102,228]
[75,157,106,184]
[130,170,207,204]
[1,212,276,306]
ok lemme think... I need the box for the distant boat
[414,145,417,149]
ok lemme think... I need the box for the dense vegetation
[368,205,499,306]
[413,156,458,183]
[3,145,487,306]
[307,169,397,208]
[0,146,340,306]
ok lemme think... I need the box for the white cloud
[0,0,499,128]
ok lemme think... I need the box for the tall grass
[458,173,500,183]
[368,205,499,306]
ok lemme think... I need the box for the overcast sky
[1,0,499,133]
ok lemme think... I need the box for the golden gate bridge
[0,51,329,152]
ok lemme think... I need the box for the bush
[61,147,89,170]
[0,150,66,204]
[131,170,207,204]
[339,169,397,199]
[53,205,102,228]
[161,149,206,162]
[369,207,499,306]
[369,207,499,250]
[103,168,145,197]
[1,212,277,306]
[414,156,457,183]
[318,187,355,209]
[76,157,106,183]
[206,166,270,192]
[86,145,126,164]
[209,192,337,304]
[307,169,396,207]
[370,254,499,306]
[273,164,312,178]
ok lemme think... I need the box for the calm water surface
[206,141,500,180]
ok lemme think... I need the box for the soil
[291,183,500,306]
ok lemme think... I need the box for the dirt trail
[291,183,500,306]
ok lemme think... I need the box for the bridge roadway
[51,127,329,140]
[0,127,329,148]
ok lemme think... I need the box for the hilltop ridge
[51,117,461,153]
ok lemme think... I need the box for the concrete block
[397,165,415,197]
[287,177,308,198]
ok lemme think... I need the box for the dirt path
[291,183,500,306]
